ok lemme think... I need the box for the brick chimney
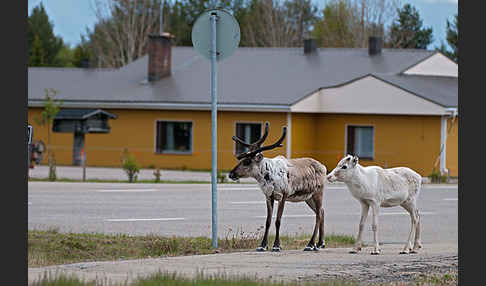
[147,33,174,81]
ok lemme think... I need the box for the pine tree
[29,34,46,66]
[54,44,75,67]
[389,4,433,49]
[28,3,64,66]
[72,37,93,68]
[445,14,458,62]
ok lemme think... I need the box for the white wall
[404,53,457,77]
[291,75,447,115]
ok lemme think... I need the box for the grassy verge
[28,178,254,184]
[28,228,354,267]
[30,271,458,286]
[31,272,358,286]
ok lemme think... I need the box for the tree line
[28,0,458,68]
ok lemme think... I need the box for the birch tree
[88,0,162,68]
[312,0,400,48]
[241,0,318,47]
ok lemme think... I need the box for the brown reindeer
[228,122,328,252]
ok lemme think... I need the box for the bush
[217,170,227,183]
[428,168,447,183]
[122,153,140,183]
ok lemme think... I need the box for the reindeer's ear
[352,156,359,166]
[255,153,263,162]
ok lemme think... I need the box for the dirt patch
[28,243,457,285]
[300,254,457,285]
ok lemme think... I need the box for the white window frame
[154,119,194,155]
[344,124,375,160]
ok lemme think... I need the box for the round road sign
[191,9,240,61]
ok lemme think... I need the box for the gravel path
[28,243,457,285]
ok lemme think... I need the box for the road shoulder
[28,243,457,285]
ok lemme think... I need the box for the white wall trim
[286,112,292,158]
[440,116,448,175]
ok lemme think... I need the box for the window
[155,121,192,154]
[347,125,374,159]
[235,123,262,155]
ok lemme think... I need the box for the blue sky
[27,0,457,50]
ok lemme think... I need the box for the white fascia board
[403,53,458,77]
[28,100,290,112]
[446,107,458,116]
[290,75,449,116]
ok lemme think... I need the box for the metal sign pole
[210,12,218,249]
[27,125,33,176]
[82,148,87,182]
[192,8,239,250]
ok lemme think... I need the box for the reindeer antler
[236,126,287,160]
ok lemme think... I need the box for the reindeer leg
[272,194,287,252]
[350,201,369,254]
[400,201,416,254]
[401,199,422,254]
[317,207,325,249]
[304,195,322,251]
[257,196,274,252]
[412,208,423,253]
[316,190,326,250]
[370,202,381,255]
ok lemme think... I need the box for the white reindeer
[327,155,422,255]
[228,123,327,252]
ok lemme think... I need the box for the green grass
[414,272,458,285]
[130,272,360,286]
[28,228,354,267]
[31,273,97,286]
[30,271,458,286]
[30,272,360,286]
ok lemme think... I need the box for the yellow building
[28,35,458,177]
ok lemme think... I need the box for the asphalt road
[28,182,458,245]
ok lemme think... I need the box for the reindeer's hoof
[349,246,361,254]
[410,250,419,254]
[399,250,409,255]
[256,246,267,252]
[272,246,281,252]
[370,250,381,255]
[317,244,326,249]
[304,245,315,251]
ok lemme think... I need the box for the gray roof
[28,47,457,109]
[373,74,458,107]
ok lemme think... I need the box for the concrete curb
[28,165,458,186]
